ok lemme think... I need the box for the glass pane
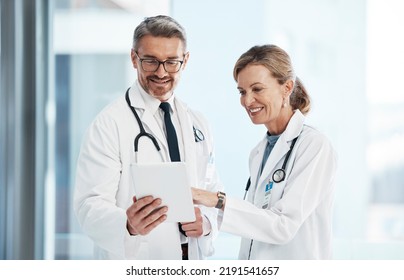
[52,0,170,259]
[366,0,404,247]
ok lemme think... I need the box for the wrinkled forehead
[136,35,186,58]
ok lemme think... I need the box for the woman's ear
[284,79,295,98]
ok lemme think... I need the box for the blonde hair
[233,44,310,115]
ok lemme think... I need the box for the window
[52,0,170,259]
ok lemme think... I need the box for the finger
[137,198,163,218]
[127,196,154,217]
[194,207,201,216]
[128,205,168,235]
[181,219,203,231]
[126,197,161,228]
[143,206,168,226]
[181,221,200,231]
[139,212,168,235]
[133,196,155,212]
[184,229,202,238]
[181,224,203,237]
[128,197,159,218]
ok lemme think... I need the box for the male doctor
[74,15,222,260]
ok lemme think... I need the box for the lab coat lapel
[249,139,266,195]
[255,110,306,191]
[256,138,289,189]
[175,99,198,186]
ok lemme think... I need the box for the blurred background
[1,0,404,259]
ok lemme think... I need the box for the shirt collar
[163,93,176,113]
[266,131,280,146]
[135,80,176,114]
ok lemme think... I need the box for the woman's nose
[242,92,255,106]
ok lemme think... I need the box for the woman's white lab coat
[74,82,222,260]
[221,110,337,259]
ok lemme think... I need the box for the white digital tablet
[130,162,196,223]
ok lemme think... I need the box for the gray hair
[132,15,187,51]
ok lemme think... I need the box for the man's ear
[131,49,138,69]
[181,51,190,70]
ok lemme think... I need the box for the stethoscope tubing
[125,88,164,162]
[271,136,298,183]
[243,135,299,200]
[125,87,205,162]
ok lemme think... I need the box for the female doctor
[192,44,337,259]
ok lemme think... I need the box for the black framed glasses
[134,52,184,73]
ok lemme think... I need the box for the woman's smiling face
[237,64,288,131]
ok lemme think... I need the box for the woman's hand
[191,187,222,208]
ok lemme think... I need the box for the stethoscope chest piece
[272,168,286,183]
[271,136,299,184]
[193,126,205,142]
[244,136,299,199]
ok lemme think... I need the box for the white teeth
[249,107,262,113]
[151,79,169,84]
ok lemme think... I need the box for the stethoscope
[125,88,205,161]
[243,136,299,200]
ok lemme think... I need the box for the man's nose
[155,62,167,77]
